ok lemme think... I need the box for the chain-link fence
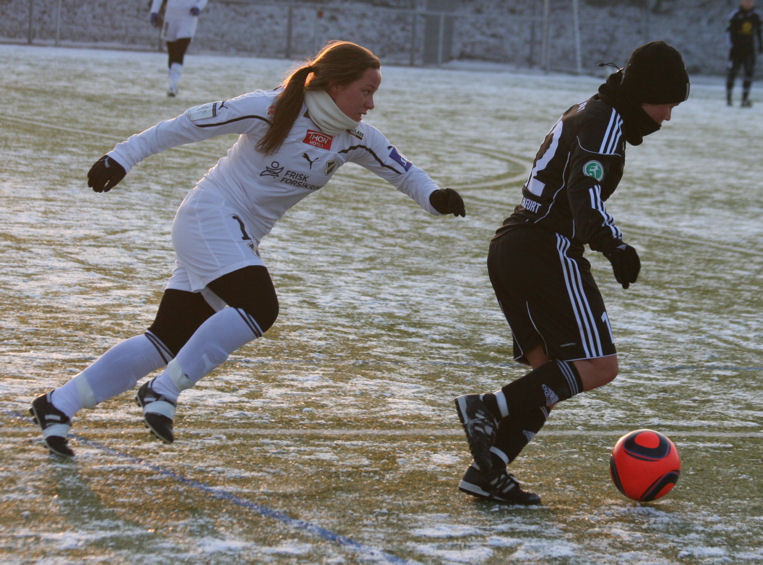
[0,0,736,75]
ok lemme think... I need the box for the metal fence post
[55,0,62,46]
[572,0,582,74]
[27,0,34,44]
[410,9,417,66]
[286,5,293,59]
[437,13,444,65]
[541,0,550,71]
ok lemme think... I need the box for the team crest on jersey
[303,129,333,150]
[324,160,338,176]
[388,146,412,171]
[583,160,604,181]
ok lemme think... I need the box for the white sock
[169,63,182,91]
[152,307,262,402]
[51,334,168,419]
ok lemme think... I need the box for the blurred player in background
[726,0,762,107]
[150,0,208,96]
[30,40,466,458]
[454,41,690,505]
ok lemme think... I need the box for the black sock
[493,406,550,464]
[483,360,582,420]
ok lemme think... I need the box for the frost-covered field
[0,44,761,564]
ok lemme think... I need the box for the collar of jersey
[304,90,359,136]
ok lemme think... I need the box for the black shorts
[487,226,616,363]
[728,47,756,78]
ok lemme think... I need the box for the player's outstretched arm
[429,188,466,217]
[87,156,126,192]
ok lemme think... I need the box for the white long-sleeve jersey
[150,0,206,40]
[150,0,207,20]
[108,89,442,245]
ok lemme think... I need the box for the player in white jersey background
[150,0,208,96]
[454,41,690,505]
[30,40,466,457]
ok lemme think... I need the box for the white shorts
[167,188,264,294]
[161,16,198,42]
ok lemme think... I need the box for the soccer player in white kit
[30,41,467,457]
[150,0,207,96]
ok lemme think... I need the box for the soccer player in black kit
[727,0,762,107]
[454,41,690,505]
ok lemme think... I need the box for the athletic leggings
[148,266,279,357]
[167,37,192,67]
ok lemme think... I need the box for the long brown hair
[257,41,381,154]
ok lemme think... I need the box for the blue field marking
[12,409,413,565]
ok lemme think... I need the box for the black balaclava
[598,40,690,145]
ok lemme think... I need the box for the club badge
[583,160,604,181]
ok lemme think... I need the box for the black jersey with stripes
[496,94,625,255]
[727,5,762,54]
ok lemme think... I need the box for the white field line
[77,428,763,439]
[5,412,761,440]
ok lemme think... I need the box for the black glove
[87,156,126,192]
[150,12,162,27]
[429,188,465,217]
[603,242,641,289]
[190,6,200,16]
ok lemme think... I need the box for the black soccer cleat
[136,379,176,444]
[459,463,541,506]
[455,394,498,475]
[30,391,74,458]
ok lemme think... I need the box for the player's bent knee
[575,355,619,391]
[241,297,279,334]
[208,266,279,334]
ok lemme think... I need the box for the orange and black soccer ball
[610,429,680,502]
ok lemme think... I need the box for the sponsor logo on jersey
[349,128,364,140]
[388,146,412,171]
[261,161,284,177]
[281,170,320,190]
[189,102,219,123]
[303,129,333,149]
[324,160,338,176]
[583,160,604,181]
[302,152,319,169]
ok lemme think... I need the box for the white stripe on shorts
[555,234,604,358]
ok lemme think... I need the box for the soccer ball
[609,429,680,502]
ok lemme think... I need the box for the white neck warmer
[304,90,359,135]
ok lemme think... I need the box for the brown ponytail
[257,41,381,154]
